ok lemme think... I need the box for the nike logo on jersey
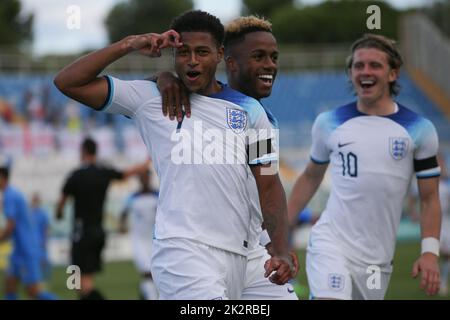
[287,286,295,294]
[338,142,354,148]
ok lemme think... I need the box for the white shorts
[131,234,153,273]
[306,230,391,300]
[151,238,246,300]
[241,247,298,300]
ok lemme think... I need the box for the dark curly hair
[170,10,224,47]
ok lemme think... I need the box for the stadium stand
[263,71,450,148]
[1,14,449,267]
[1,71,449,149]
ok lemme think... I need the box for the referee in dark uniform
[56,137,149,300]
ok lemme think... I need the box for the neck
[198,79,222,96]
[82,155,96,165]
[357,96,396,116]
[228,77,238,92]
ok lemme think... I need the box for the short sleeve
[247,106,278,166]
[106,167,124,181]
[101,76,161,118]
[310,113,332,164]
[414,119,440,179]
[62,172,76,196]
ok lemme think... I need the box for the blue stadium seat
[1,72,449,149]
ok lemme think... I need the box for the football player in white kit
[288,34,442,299]
[54,10,296,300]
[120,170,159,300]
[155,16,299,300]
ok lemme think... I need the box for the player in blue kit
[0,163,57,300]
[54,10,295,299]
[30,193,51,280]
[288,34,442,299]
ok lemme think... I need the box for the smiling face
[174,32,223,96]
[349,48,398,107]
[226,31,278,100]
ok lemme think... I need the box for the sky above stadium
[20,0,432,56]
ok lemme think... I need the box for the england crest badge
[226,108,247,134]
[328,273,345,291]
[389,137,409,160]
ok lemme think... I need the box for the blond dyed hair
[224,16,273,54]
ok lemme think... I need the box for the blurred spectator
[0,99,15,123]
[30,192,52,281]
[0,163,57,300]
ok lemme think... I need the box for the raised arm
[54,31,182,109]
[411,176,441,296]
[287,160,328,226]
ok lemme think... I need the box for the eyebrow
[250,49,279,54]
[178,45,211,50]
[354,60,384,65]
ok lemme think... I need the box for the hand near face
[126,30,182,57]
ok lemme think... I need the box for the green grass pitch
[1,242,448,300]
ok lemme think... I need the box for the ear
[217,45,224,61]
[346,66,353,80]
[225,55,237,72]
[389,68,399,83]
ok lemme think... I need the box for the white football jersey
[310,102,440,267]
[103,77,277,256]
[125,190,158,239]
